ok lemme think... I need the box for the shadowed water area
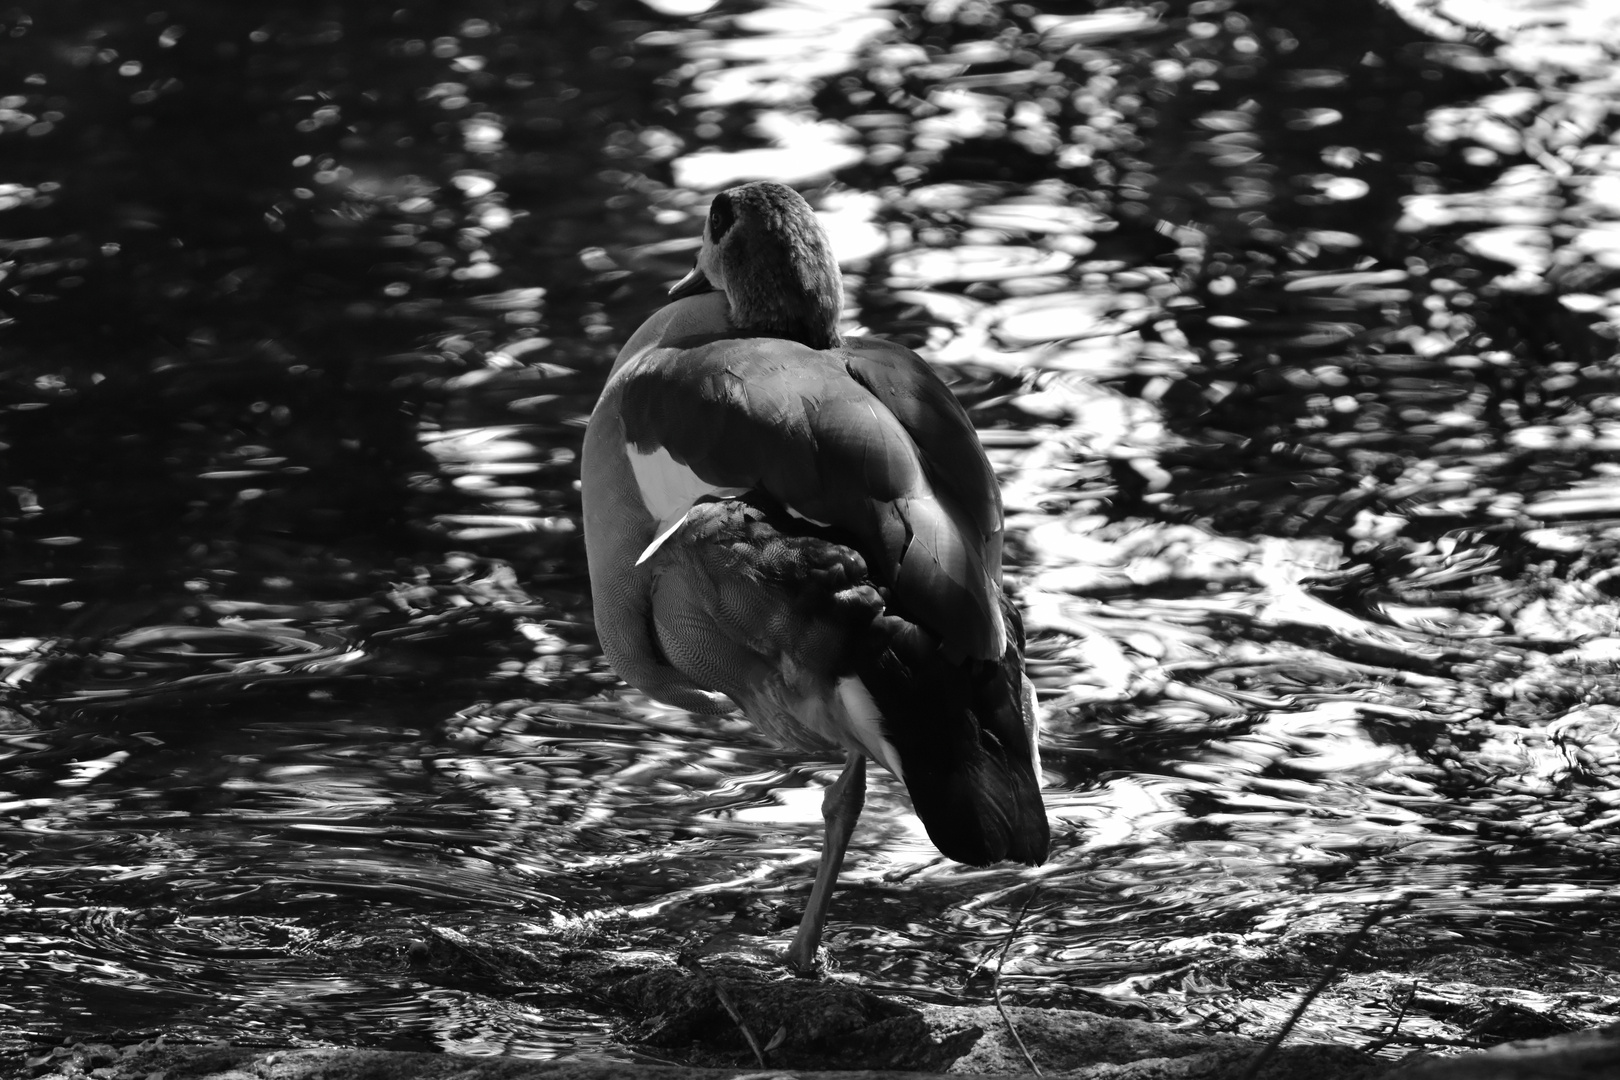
[3,0,1620,1070]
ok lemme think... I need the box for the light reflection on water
[3,662,1618,1055]
[3,0,1620,1067]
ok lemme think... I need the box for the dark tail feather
[857,597,1048,866]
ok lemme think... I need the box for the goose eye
[707,193,735,243]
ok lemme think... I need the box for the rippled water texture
[3,0,1620,1068]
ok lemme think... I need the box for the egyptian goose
[581,181,1048,971]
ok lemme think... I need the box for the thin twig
[1360,981,1418,1056]
[991,887,1042,1076]
[679,955,770,1068]
[1239,899,1409,1080]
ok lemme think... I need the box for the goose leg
[786,752,867,973]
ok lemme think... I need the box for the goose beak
[669,266,715,299]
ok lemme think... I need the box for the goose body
[582,181,1048,969]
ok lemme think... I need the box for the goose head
[670,181,843,350]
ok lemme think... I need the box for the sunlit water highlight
[3,0,1620,1068]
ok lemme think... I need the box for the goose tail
[857,598,1048,866]
[647,493,1047,866]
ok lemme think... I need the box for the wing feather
[617,334,1005,659]
[840,337,1003,551]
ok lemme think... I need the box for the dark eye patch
[707,192,735,242]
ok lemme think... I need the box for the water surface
[3,0,1620,1068]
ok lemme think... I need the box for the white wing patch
[787,505,832,528]
[628,444,747,531]
[1020,673,1043,782]
[836,676,903,781]
[636,510,690,566]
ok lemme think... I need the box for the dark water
[4,0,1620,1068]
